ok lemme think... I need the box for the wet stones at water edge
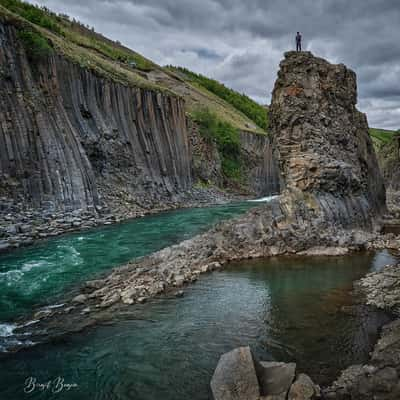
[210,346,320,400]
[323,263,400,400]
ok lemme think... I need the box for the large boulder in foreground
[210,347,320,400]
[270,51,386,226]
[210,346,260,400]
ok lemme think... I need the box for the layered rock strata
[270,51,386,226]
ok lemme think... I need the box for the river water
[0,201,398,399]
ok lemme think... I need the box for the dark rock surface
[238,131,280,196]
[0,23,190,212]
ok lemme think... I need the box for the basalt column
[270,51,386,226]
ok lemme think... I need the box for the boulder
[257,361,296,396]
[210,346,260,400]
[72,294,88,304]
[288,373,319,400]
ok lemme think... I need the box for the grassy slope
[369,128,399,188]
[0,0,167,91]
[0,0,266,134]
[370,128,397,145]
[166,66,268,132]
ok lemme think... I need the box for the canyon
[0,2,400,400]
[0,6,280,252]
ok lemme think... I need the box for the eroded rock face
[270,51,386,226]
[189,120,280,197]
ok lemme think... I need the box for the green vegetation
[369,128,397,144]
[167,66,268,131]
[17,28,53,60]
[63,31,154,71]
[193,108,242,180]
[0,0,155,72]
[0,0,63,35]
[0,0,268,130]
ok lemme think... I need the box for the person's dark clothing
[296,33,302,51]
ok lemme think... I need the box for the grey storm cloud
[27,0,400,130]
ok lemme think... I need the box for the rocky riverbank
[323,263,400,399]
[208,261,400,400]
[0,187,248,254]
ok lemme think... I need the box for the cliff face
[270,51,386,225]
[0,23,191,212]
[238,131,280,196]
[376,135,400,192]
[189,122,280,196]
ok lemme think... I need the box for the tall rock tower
[270,51,386,226]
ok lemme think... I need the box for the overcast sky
[27,0,400,130]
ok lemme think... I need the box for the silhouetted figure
[296,32,302,51]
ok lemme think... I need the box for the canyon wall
[0,22,191,214]
[189,121,280,197]
[376,135,400,192]
[238,131,280,196]
[0,19,280,223]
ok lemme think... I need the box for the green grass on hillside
[192,108,242,180]
[0,0,269,130]
[0,0,155,72]
[17,28,53,60]
[0,0,63,34]
[167,66,268,131]
[369,128,397,144]
[0,0,168,92]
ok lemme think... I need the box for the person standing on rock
[296,32,302,51]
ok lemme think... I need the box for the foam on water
[0,323,17,337]
[247,195,279,203]
[0,260,50,283]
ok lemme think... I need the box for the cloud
[27,0,400,129]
